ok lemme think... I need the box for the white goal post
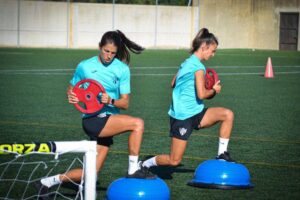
[0,140,97,200]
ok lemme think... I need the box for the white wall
[0,0,68,47]
[3,0,298,50]
[156,5,192,48]
[0,0,196,49]
[19,0,68,47]
[0,0,19,46]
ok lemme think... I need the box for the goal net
[0,141,97,200]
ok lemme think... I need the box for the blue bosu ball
[106,177,170,200]
[188,160,253,189]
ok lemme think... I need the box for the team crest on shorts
[179,127,187,136]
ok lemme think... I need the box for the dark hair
[99,30,144,64]
[190,28,218,54]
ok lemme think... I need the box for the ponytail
[190,28,218,54]
[99,30,144,64]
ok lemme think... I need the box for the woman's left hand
[213,80,221,93]
[101,93,111,104]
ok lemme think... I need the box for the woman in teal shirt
[38,30,154,191]
[142,28,235,170]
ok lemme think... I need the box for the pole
[198,0,200,30]
[66,0,70,48]
[17,0,20,47]
[154,0,158,47]
[112,0,115,30]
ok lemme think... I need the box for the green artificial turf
[0,48,299,199]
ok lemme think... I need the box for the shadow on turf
[150,164,194,180]
[37,181,107,199]
[61,181,107,191]
[141,155,194,180]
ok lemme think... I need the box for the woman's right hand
[213,80,221,93]
[67,86,79,104]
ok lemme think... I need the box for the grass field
[0,47,300,199]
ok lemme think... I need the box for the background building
[0,0,299,50]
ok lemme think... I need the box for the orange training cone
[264,57,274,78]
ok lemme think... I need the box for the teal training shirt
[70,56,130,117]
[168,54,206,120]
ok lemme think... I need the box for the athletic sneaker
[34,180,49,200]
[216,151,235,162]
[126,162,156,179]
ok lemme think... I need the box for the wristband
[109,98,115,105]
[212,88,216,95]
[207,89,216,100]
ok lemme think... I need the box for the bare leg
[59,145,109,182]
[199,107,235,161]
[143,108,235,169]
[45,115,145,185]
[155,137,187,166]
[100,114,144,155]
[199,107,234,139]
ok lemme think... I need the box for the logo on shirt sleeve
[113,78,119,84]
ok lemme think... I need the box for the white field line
[0,71,300,76]
[213,53,300,58]
[0,65,300,72]
[0,52,34,55]
[131,71,300,76]
[0,72,72,75]
[1,51,299,58]
[132,66,300,69]
[0,66,300,76]
[0,69,74,72]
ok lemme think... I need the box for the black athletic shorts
[169,108,208,140]
[82,113,113,147]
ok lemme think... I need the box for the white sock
[218,138,229,155]
[128,155,139,175]
[41,174,61,188]
[142,156,157,168]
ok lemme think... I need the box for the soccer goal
[0,141,97,200]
